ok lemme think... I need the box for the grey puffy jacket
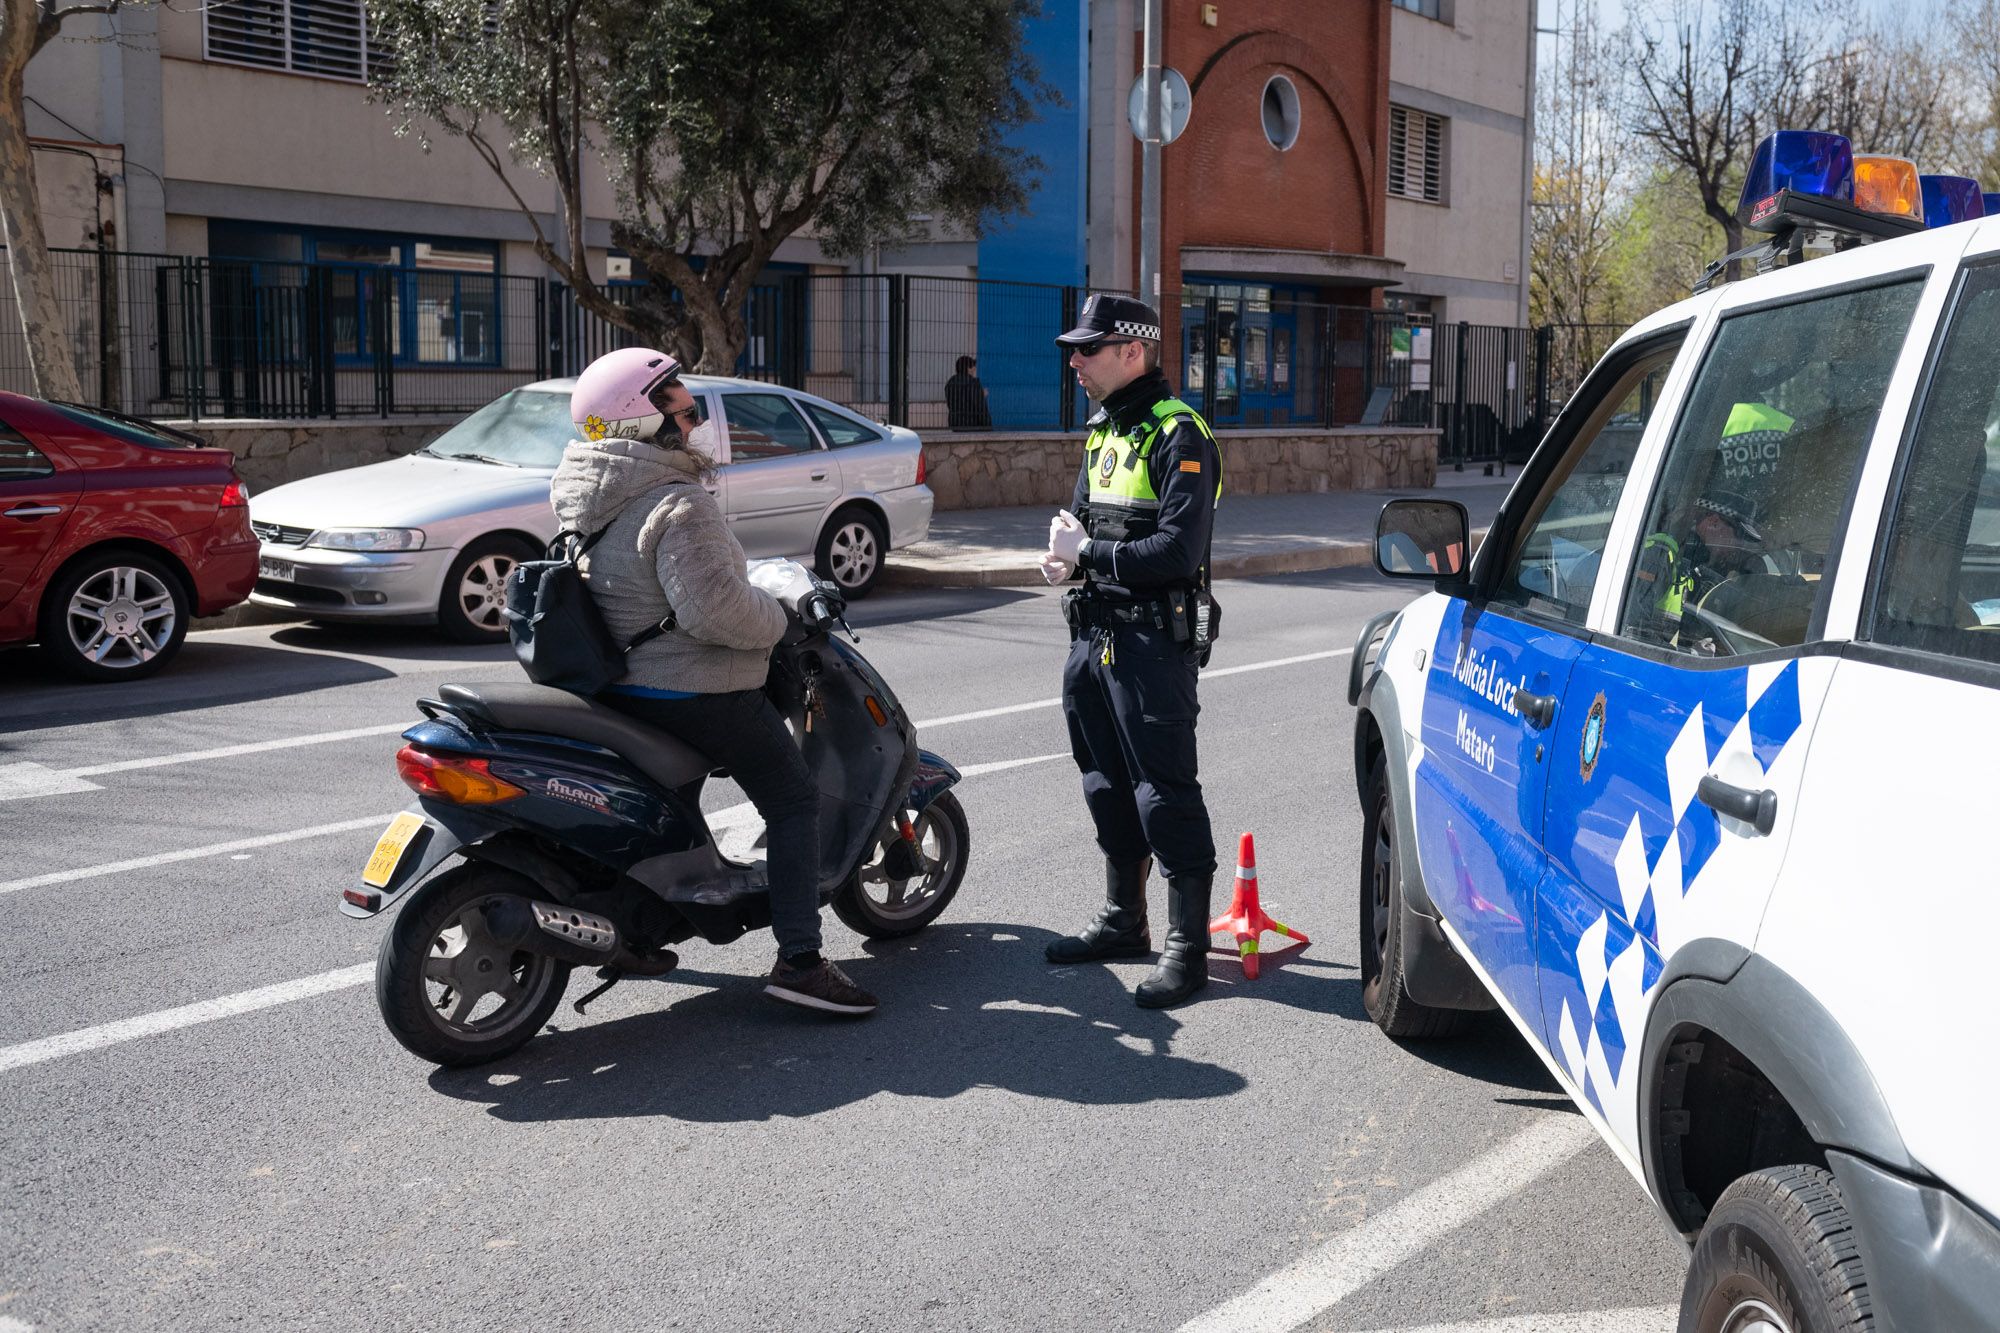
[548,437,785,694]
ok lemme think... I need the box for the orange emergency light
[1854,155,1923,223]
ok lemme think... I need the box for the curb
[881,540,1375,589]
[879,526,1490,589]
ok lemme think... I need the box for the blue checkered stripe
[1552,659,1807,1119]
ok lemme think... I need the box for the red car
[0,393,257,681]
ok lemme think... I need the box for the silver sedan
[247,376,935,640]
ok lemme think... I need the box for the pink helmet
[570,346,683,442]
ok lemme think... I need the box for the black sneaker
[764,958,879,1016]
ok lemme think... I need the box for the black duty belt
[1063,592,1169,631]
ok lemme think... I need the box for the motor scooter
[342,564,966,1066]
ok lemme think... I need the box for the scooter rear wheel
[376,863,572,1067]
[832,791,969,938]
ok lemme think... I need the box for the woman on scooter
[548,346,879,1016]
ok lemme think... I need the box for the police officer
[1039,294,1222,1009]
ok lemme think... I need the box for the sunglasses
[1074,339,1137,357]
[666,402,703,428]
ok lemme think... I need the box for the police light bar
[1920,175,1986,229]
[1986,193,2000,219]
[1734,131,1920,243]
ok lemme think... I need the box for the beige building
[1384,0,1537,329]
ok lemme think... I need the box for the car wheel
[1678,1165,1872,1333]
[37,549,190,682]
[438,535,532,643]
[1359,753,1467,1038]
[815,506,886,599]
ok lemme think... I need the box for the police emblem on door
[1580,691,1607,780]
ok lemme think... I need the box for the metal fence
[0,247,1620,456]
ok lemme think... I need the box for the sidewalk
[883,467,1514,588]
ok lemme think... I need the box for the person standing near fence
[945,354,991,430]
[1037,294,1223,1010]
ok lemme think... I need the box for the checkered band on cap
[1114,320,1161,341]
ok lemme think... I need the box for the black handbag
[503,528,675,695]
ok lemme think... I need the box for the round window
[1262,75,1300,151]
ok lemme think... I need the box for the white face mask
[684,418,721,458]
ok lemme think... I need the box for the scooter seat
[437,682,714,791]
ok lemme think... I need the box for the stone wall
[161,417,457,494]
[167,416,1442,512]
[921,427,1439,511]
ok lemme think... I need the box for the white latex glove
[1039,555,1071,586]
[1048,509,1086,566]
[745,557,819,611]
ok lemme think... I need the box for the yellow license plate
[361,812,427,888]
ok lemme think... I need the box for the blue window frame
[208,222,503,367]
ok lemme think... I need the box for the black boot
[1046,858,1153,963]
[1135,873,1212,1008]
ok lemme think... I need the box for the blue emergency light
[1986,193,2000,218]
[1737,130,1855,230]
[1920,175,1985,228]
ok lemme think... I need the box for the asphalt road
[0,572,1687,1333]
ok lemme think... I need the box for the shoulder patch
[1179,459,1202,473]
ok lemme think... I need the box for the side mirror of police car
[1375,499,1470,581]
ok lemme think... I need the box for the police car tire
[1360,755,1466,1039]
[1678,1165,1873,1333]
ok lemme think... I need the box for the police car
[1348,131,2000,1332]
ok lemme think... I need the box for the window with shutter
[205,0,396,83]
[1387,105,1446,204]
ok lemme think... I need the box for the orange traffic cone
[1209,832,1309,980]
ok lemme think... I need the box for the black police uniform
[1044,294,1221,1009]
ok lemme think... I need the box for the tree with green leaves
[367,0,1049,371]
[0,0,128,402]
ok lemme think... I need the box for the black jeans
[598,689,823,959]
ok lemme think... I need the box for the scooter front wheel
[832,791,969,938]
[376,863,572,1067]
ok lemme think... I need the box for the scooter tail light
[395,744,524,804]
[865,695,888,727]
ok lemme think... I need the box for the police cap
[1055,293,1162,349]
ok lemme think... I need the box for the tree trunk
[0,55,81,402]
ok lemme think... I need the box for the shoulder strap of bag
[566,523,680,652]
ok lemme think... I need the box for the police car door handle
[1515,689,1558,728]
[1697,775,1778,836]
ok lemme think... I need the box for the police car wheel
[1359,755,1466,1039]
[1678,1166,1872,1333]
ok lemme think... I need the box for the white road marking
[955,751,1070,778]
[1349,1310,1675,1333]
[0,815,396,897]
[0,1317,35,1333]
[0,965,373,1075]
[65,724,409,778]
[1,647,1351,800]
[915,647,1351,730]
[1177,1115,1599,1333]
[0,761,100,799]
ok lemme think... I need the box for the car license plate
[259,555,294,581]
[361,812,427,889]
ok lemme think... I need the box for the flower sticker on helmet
[582,414,609,441]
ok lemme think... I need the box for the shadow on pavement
[0,638,398,732]
[846,585,1044,630]
[1389,1013,1565,1096]
[429,922,1287,1123]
